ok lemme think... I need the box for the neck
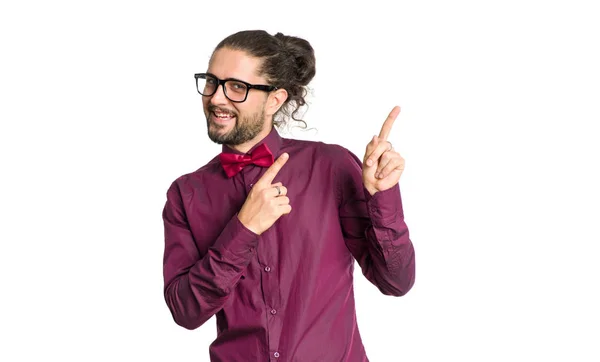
[227,124,273,154]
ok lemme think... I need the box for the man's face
[203,47,269,146]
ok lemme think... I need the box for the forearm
[364,187,415,295]
[344,185,415,296]
[164,214,258,330]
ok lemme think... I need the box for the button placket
[255,213,282,361]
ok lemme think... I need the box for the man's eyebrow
[205,72,249,83]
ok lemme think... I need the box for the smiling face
[202,47,284,151]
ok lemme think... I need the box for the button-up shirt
[162,127,416,361]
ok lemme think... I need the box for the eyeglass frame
[194,72,278,103]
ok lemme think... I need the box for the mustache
[207,105,237,116]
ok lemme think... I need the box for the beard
[206,104,266,146]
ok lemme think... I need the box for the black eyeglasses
[194,73,278,103]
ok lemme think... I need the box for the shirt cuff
[364,185,401,228]
[212,213,259,261]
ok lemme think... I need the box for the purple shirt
[162,127,415,361]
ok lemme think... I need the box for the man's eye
[229,82,247,93]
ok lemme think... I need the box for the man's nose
[210,84,228,104]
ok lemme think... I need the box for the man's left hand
[362,106,405,195]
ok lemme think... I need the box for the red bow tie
[219,143,274,178]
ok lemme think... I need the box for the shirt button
[270,309,277,315]
[249,183,254,187]
[264,266,271,272]
[274,352,280,358]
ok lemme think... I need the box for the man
[162,30,415,361]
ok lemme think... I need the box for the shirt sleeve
[336,148,416,296]
[162,180,258,330]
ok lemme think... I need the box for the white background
[1,0,599,361]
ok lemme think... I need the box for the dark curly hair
[213,30,316,129]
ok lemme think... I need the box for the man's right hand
[237,152,291,235]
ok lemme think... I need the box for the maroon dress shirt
[162,127,416,361]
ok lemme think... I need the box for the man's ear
[266,88,288,117]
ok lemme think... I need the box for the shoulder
[283,138,365,203]
[283,137,363,199]
[165,155,222,198]
[283,137,363,166]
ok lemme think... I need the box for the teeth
[214,111,233,118]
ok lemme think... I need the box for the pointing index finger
[378,106,401,141]
[258,152,289,185]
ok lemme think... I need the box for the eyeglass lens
[197,75,248,102]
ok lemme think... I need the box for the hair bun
[274,32,316,86]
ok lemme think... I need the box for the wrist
[236,213,261,235]
[364,184,378,196]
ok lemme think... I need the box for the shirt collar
[221,127,283,157]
